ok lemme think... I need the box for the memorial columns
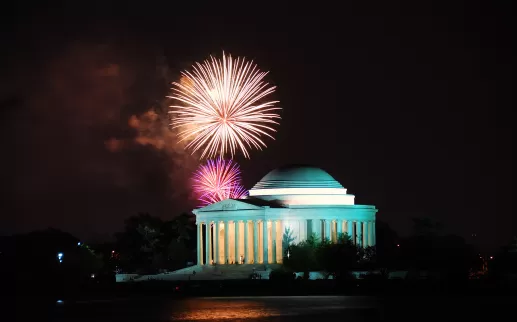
[196,223,201,265]
[205,222,210,265]
[214,221,219,264]
[362,221,368,247]
[235,220,239,264]
[263,220,269,264]
[253,220,259,264]
[368,221,373,246]
[373,221,376,246]
[224,221,229,264]
[244,220,249,263]
[324,219,331,241]
[272,220,277,263]
[347,220,354,240]
[356,221,362,247]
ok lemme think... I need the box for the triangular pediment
[194,199,265,212]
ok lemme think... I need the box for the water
[50,296,379,321]
[43,294,514,321]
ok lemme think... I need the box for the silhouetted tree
[284,233,362,279]
[115,212,196,273]
[375,221,399,268]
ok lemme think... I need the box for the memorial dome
[249,165,354,205]
[251,165,344,190]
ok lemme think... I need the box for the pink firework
[192,158,248,206]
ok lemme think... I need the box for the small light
[112,250,115,253]
[56,300,64,304]
[490,256,493,260]
[91,273,95,279]
[396,244,400,247]
[77,242,82,246]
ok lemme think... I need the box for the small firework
[192,158,248,206]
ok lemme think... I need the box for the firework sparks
[192,158,248,206]
[169,52,281,159]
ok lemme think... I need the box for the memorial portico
[193,165,378,265]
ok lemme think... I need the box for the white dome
[249,165,354,206]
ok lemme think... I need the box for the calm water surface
[51,295,379,321]
[47,294,511,321]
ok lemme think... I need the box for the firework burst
[169,52,280,159]
[192,158,248,206]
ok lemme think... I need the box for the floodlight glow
[249,188,348,196]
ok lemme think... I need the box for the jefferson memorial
[193,165,378,266]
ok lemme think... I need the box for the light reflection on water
[171,299,279,320]
[168,296,376,321]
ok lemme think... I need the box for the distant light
[56,300,64,304]
[112,250,115,253]
[490,256,494,260]
[57,252,64,262]
[77,242,82,246]
[396,244,400,247]
[91,273,95,279]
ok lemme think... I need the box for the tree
[282,227,296,258]
[114,212,196,273]
[115,213,164,273]
[318,233,361,278]
[283,233,362,280]
[284,233,321,279]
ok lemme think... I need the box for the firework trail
[169,52,281,159]
[192,158,248,206]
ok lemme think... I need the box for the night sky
[1,2,513,251]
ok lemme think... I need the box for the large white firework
[168,52,280,159]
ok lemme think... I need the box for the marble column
[367,221,373,247]
[224,221,229,264]
[253,220,259,264]
[347,220,353,240]
[235,220,240,263]
[244,220,249,263]
[311,219,318,239]
[362,222,366,247]
[214,221,219,264]
[205,222,210,265]
[272,220,277,263]
[373,222,376,246]
[337,219,342,238]
[325,220,331,241]
[263,220,269,264]
[196,223,201,265]
[355,221,362,247]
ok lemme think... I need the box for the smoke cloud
[2,33,199,240]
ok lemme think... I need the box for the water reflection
[171,299,280,320]
[168,296,376,320]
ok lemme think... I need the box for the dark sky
[1,2,513,251]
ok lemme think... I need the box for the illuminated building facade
[193,165,378,265]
